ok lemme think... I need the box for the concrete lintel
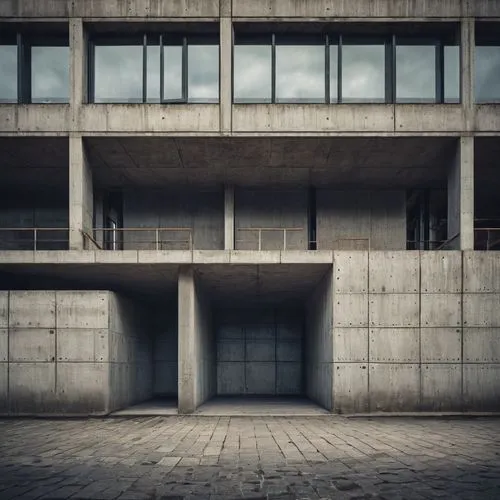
[280,251,333,264]
[34,251,96,264]
[229,251,281,264]
[137,250,192,264]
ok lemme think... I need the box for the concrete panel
[246,362,275,394]
[0,0,69,16]
[333,328,368,362]
[9,329,55,362]
[395,105,464,133]
[464,328,500,363]
[217,362,245,395]
[463,364,500,411]
[333,252,368,294]
[154,362,178,396]
[246,341,275,362]
[0,363,6,412]
[277,341,301,362]
[56,362,109,414]
[475,106,500,132]
[277,362,302,395]
[79,105,220,133]
[369,364,420,412]
[56,291,108,329]
[420,252,462,293]
[369,252,419,293]
[421,294,462,327]
[473,2,500,16]
[369,294,419,328]
[463,294,500,327]
[369,328,419,363]
[232,104,394,133]
[217,341,245,362]
[9,292,55,329]
[421,364,462,412]
[421,328,462,363]
[464,252,500,293]
[334,294,368,328]
[57,329,108,362]
[9,363,56,414]
[0,292,8,328]
[0,330,7,362]
[369,191,406,251]
[333,363,368,414]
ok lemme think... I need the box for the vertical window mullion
[338,34,342,103]
[182,36,188,102]
[160,35,164,103]
[271,33,276,104]
[436,40,444,103]
[88,40,95,104]
[391,35,396,103]
[143,34,147,103]
[325,34,330,104]
[16,33,23,103]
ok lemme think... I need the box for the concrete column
[461,17,475,129]
[69,135,93,250]
[69,18,86,129]
[224,185,235,250]
[448,137,474,250]
[219,0,232,134]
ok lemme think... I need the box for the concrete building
[0,0,500,415]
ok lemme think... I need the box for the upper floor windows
[0,33,69,104]
[233,33,460,104]
[476,24,500,103]
[89,34,219,104]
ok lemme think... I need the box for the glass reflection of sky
[476,46,500,102]
[32,46,69,103]
[0,45,18,102]
[397,45,436,102]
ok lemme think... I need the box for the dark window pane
[31,46,69,103]
[476,46,500,103]
[234,44,271,103]
[188,44,219,103]
[94,45,143,103]
[276,45,325,103]
[444,45,460,103]
[329,44,338,103]
[163,44,183,100]
[342,44,385,103]
[0,45,17,102]
[146,44,160,103]
[396,45,436,103]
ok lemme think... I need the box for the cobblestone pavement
[1,416,500,499]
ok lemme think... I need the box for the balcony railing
[84,228,193,251]
[235,227,305,251]
[0,228,69,250]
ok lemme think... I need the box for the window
[476,45,500,103]
[31,44,69,103]
[90,34,219,104]
[0,43,17,103]
[444,45,460,103]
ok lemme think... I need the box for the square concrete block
[333,328,368,362]
[56,362,109,414]
[217,362,245,395]
[369,252,419,293]
[464,328,500,362]
[9,291,55,328]
[277,319,303,340]
[217,325,244,341]
[369,364,420,412]
[245,325,274,341]
[0,330,7,362]
[421,328,462,363]
[57,329,109,362]
[464,252,500,293]
[334,294,368,327]
[420,252,462,293]
[217,341,245,362]
[333,252,368,293]
[246,341,275,362]
[246,362,275,394]
[0,363,7,412]
[0,292,7,328]
[277,341,301,362]
[463,294,500,327]
[463,364,500,411]
[277,362,302,395]
[56,291,108,329]
[421,364,462,411]
[9,328,55,362]
[420,294,462,327]
[333,363,368,414]
[369,328,419,363]
[9,362,56,414]
[154,361,178,396]
[369,294,419,327]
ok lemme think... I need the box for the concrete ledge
[193,250,230,264]
[229,250,281,264]
[94,251,139,263]
[475,105,500,132]
[280,251,333,264]
[0,105,70,133]
[33,251,96,263]
[0,0,69,17]
[395,105,464,133]
[137,250,192,263]
[344,412,500,418]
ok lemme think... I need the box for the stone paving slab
[0,416,499,499]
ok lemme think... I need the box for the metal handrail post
[155,229,159,251]
[283,229,287,250]
[34,228,37,251]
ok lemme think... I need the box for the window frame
[475,41,500,104]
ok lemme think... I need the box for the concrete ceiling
[86,136,457,189]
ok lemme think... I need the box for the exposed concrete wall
[305,269,334,410]
[224,185,235,250]
[317,190,406,251]
[153,305,178,397]
[123,189,224,251]
[178,267,215,413]
[235,188,308,250]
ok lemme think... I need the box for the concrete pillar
[461,17,475,129]
[224,185,235,250]
[219,0,232,134]
[69,135,93,250]
[69,18,86,128]
[448,137,474,250]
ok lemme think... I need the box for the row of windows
[1,33,500,104]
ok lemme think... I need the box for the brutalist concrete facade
[0,0,500,415]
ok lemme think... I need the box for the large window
[233,33,460,104]
[476,45,500,103]
[90,34,219,104]
[0,34,69,104]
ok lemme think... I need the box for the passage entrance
[216,308,303,396]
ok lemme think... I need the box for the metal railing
[235,227,304,251]
[0,228,69,251]
[86,227,193,251]
[475,228,500,250]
